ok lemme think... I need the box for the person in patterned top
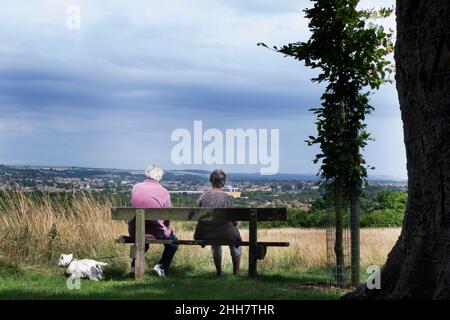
[194,170,242,276]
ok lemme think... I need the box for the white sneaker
[153,264,165,278]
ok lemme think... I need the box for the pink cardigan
[129,179,172,239]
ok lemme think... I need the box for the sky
[0,0,406,179]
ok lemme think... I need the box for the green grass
[0,263,347,300]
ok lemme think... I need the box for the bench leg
[248,209,258,277]
[130,244,137,259]
[135,209,145,280]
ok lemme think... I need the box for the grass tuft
[0,258,24,277]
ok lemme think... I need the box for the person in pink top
[128,165,178,277]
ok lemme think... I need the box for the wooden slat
[248,209,258,277]
[115,237,290,247]
[135,209,145,280]
[111,207,287,221]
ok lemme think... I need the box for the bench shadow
[103,267,328,284]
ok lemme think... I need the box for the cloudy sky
[0,0,406,178]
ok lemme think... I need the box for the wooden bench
[112,207,289,279]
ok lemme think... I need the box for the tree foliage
[259,0,394,190]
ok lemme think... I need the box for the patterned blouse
[193,190,242,242]
[197,190,233,208]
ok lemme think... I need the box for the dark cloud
[0,0,404,176]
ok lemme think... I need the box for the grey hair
[209,169,227,188]
[145,165,164,181]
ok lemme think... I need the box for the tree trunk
[335,177,346,286]
[350,188,360,285]
[344,0,450,299]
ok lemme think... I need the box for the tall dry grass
[0,191,127,264]
[0,191,400,273]
[168,228,400,273]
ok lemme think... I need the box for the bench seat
[115,235,290,247]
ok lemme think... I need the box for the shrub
[361,209,404,228]
[261,207,404,228]
[260,208,328,228]
[0,258,24,277]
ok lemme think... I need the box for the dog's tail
[96,262,108,266]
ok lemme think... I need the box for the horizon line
[0,163,408,181]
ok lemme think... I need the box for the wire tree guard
[326,184,360,287]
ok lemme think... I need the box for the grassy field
[0,192,401,299]
[0,263,344,300]
[0,228,399,300]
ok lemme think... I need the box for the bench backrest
[111,207,287,221]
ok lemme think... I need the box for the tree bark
[344,0,450,299]
[335,177,346,286]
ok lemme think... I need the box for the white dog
[58,253,107,281]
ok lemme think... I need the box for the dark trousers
[131,232,178,273]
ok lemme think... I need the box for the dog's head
[58,253,73,267]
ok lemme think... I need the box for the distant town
[0,164,407,210]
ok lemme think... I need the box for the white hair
[145,165,164,181]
